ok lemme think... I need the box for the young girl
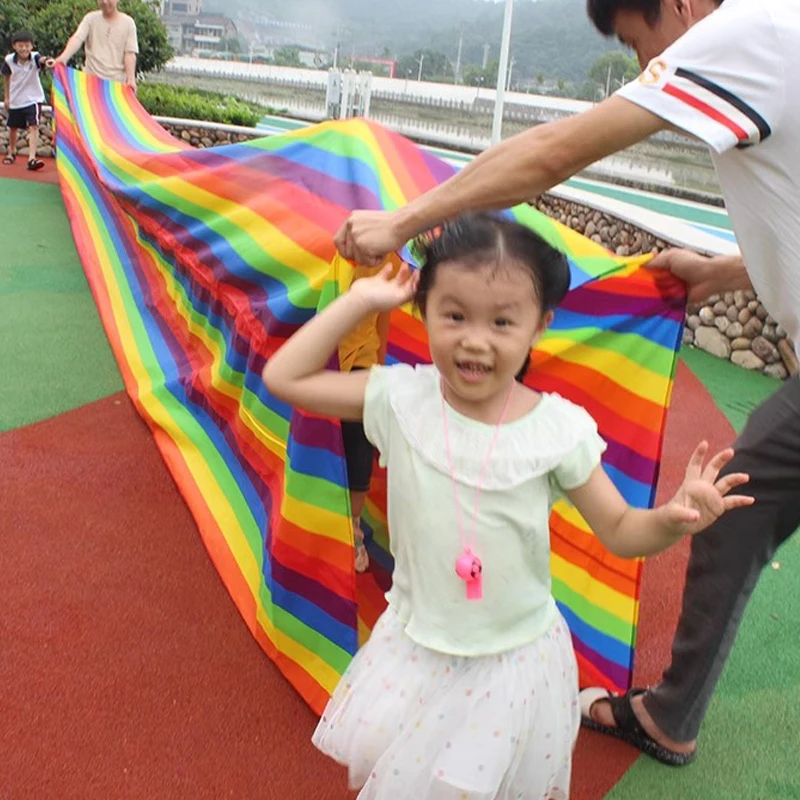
[263,214,752,799]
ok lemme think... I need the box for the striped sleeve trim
[663,68,771,148]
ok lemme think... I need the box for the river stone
[731,350,765,370]
[725,322,743,339]
[699,306,716,325]
[764,363,789,380]
[695,326,732,359]
[752,336,778,362]
[743,317,763,338]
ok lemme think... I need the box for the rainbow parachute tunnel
[52,67,685,714]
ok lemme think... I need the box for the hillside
[204,0,618,83]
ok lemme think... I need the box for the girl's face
[424,260,551,419]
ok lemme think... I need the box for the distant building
[161,0,204,15]
[162,14,238,54]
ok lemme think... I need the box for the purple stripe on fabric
[291,415,345,457]
[572,637,630,692]
[603,439,657,486]
[271,559,357,627]
[562,288,685,320]
[419,148,457,183]
[174,145,384,216]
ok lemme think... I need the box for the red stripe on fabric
[663,82,749,141]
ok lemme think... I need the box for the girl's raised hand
[662,442,754,536]
[349,262,419,312]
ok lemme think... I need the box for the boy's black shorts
[7,104,40,130]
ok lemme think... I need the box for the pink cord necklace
[440,379,515,601]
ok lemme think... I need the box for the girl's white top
[363,363,607,657]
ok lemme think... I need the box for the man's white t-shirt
[617,0,800,343]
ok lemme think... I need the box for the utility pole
[416,52,425,82]
[492,0,514,145]
[455,24,464,84]
[506,55,515,91]
[482,43,490,70]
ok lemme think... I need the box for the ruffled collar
[386,364,596,490]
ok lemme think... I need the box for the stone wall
[4,109,796,379]
[0,107,55,157]
[534,196,798,381]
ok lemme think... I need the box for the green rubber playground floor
[1,175,797,799]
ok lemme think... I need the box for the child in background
[338,262,391,572]
[2,31,53,171]
[264,213,752,799]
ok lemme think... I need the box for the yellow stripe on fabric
[282,494,352,544]
[536,336,671,405]
[551,552,637,623]
[255,600,348,695]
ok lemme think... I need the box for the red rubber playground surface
[2,164,797,800]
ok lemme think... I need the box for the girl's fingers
[701,447,735,483]
[714,472,750,496]
[722,494,756,511]
[685,441,709,479]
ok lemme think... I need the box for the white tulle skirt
[312,607,579,799]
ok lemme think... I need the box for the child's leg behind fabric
[341,416,375,573]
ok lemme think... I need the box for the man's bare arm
[336,96,667,264]
[399,97,665,234]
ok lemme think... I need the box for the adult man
[55,0,138,90]
[335,0,800,767]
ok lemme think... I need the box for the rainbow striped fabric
[53,67,685,713]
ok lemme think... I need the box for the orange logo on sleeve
[639,58,668,85]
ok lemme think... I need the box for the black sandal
[3,152,16,165]
[580,687,697,767]
[27,158,44,171]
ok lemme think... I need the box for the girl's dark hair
[412,212,571,382]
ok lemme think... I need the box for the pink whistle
[455,549,483,601]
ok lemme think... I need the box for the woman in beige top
[55,0,138,90]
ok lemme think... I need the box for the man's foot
[3,152,16,165]
[27,158,44,171]
[580,687,697,766]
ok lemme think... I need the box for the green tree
[588,50,639,95]
[462,60,498,88]
[221,37,241,54]
[32,0,172,74]
[396,49,451,82]
[272,45,301,67]
[0,0,30,53]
